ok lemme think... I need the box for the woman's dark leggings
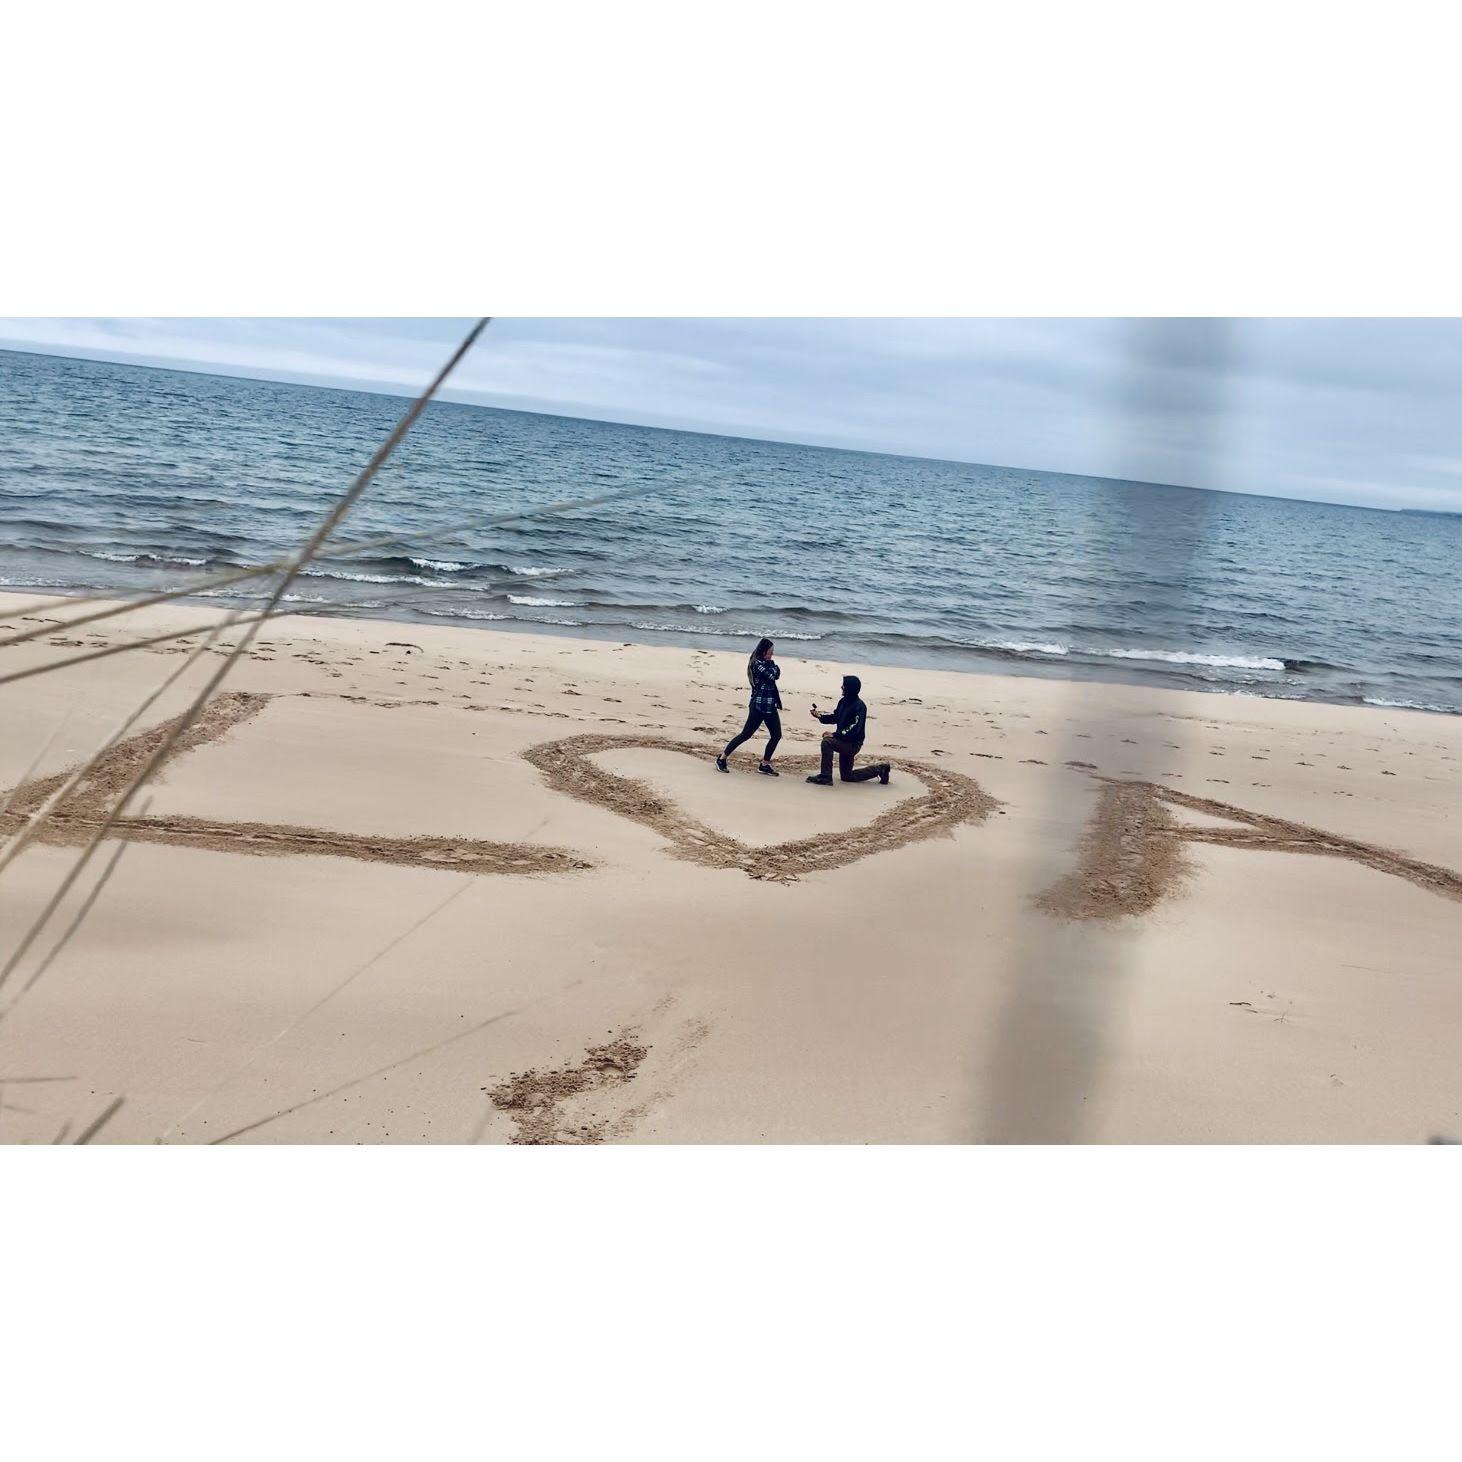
[724,708,781,761]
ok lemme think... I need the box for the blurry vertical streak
[979,320,1237,1142]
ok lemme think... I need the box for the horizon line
[0,339,1423,518]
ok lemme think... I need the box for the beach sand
[1,589,1459,1144]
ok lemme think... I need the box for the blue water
[2,346,1461,713]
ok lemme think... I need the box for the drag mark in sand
[486,1032,652,1144]
[1040,776,1462,920]
[1,691,590,877]
[522,733,998,882]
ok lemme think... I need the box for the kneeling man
[806,674,891,786]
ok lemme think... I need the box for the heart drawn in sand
[522,733,998,881]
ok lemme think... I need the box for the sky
[2,317,1461,512]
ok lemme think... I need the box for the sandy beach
[1,588,1459,1144]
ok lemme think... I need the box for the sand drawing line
[522,732,997,882]
[483,999,709,1145]
[1040,775,1462,920]
[486,1031,653,1145]
[0,691,590,877]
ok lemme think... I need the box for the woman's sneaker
[758,762,779,776]
[715,755,729,773]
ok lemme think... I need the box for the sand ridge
[1040,775,1462,920]
[1,690,592,878]
[486,1031,652,1144]
[523,732,998,881]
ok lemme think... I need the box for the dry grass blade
[73,1094,125,1145]
[0,479,657,648]
[0,593,71,621]
[0,604,253,890]
[0,611,275,690]
[0,797,149,1002]
[0,695,83,827]
[0,318,488,646]
[0,321,487,1015]
[13,803,144,1003]
[157,877,474,1142]
[209,1005,527,1145]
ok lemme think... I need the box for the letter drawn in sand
[0,692,589,876]
[1039,776,1462,920]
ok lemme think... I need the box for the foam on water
[1097,647,1285,671]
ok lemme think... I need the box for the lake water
[2,346,1460,713]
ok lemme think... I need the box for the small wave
[508,565,567,578]
[953,638,1287,672]
[76,549,210,568]
[423,606,583,627]
[301,566,452,589]
[693,604,725,614]
[986,639,1070,657]
[1095,647,1285,671]
[507,594,579,607]
[416,606,509,622]
[1363,696,1460,714]
[629,620,824,641]
[410,557,473,573]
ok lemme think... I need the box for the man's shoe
[758,762,779,776]
[715,755,729,773]
[878,763,891,785]
[805,774,833,785]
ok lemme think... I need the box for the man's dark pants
[820,735,881,781]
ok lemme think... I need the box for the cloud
[2,316,1461,511]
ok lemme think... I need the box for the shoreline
[3,582,1456,721]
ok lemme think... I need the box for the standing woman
[716,637,782,776]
